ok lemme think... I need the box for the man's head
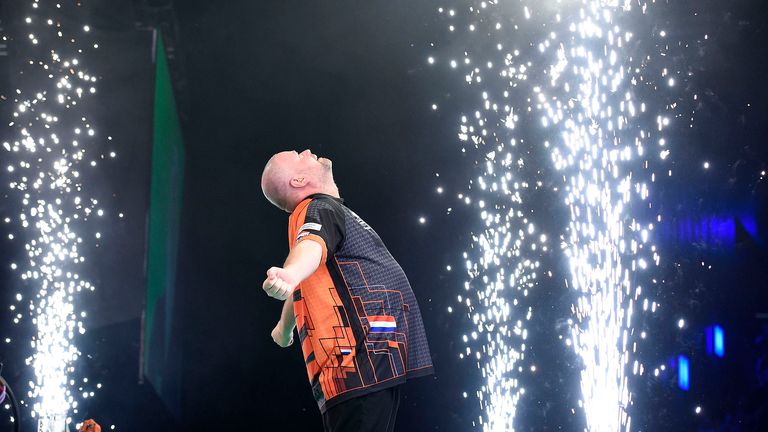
[261,149,339,212]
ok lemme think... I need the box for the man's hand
[271,321,294,348]
[262,240,323,301]
[262,266,298,300]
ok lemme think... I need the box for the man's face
[278,149,333,182]
[289,149,332,172]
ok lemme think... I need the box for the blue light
[678,355,690,391]
[710,217,736,245]
[714,325,724,358]
[739,214,758,239]
[706,325,725,358]
[664,210,759,249]
[664,215,736,247]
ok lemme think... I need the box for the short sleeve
[294,198,345,260]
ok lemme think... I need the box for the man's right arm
[264,238,324,347]
[271,295,295,347]
[262,239,323,300]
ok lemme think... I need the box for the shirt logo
[300,222,322,232]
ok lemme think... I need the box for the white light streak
[536,2,662,429]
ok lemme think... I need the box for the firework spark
[434,2,546,430]
[432,1,667,430]
[3,1,104,429]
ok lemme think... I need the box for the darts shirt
[287,193,434,413]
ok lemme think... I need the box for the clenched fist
[262,266,298,300]
[271,321,294,348]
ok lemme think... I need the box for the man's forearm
[263,239,323,300]
[277,239,322,330]
[282,239,323,284]
[279,294,295,331]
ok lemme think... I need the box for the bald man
[261,150,434,432]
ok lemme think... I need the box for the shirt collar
[307,193,344,204]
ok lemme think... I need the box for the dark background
[1,0,767,431]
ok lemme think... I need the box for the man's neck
[324,185,341,199]
[311,183,340,199]
[291,186,341,211]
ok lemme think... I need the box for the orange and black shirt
[287,193,434,413]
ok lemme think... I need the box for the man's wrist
[281,265,301,285]
[279,319,295,333]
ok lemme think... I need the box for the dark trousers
[322,386,401,432]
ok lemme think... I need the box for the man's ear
[289,176,307,189]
